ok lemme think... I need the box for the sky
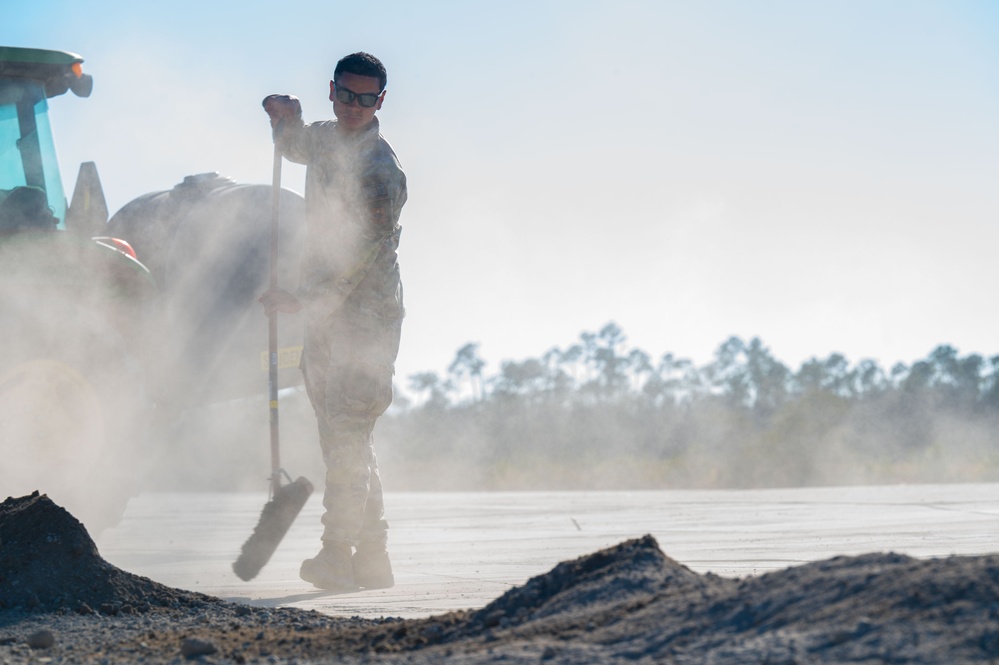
[5,0,999,389]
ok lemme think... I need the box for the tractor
[0,46,306,532]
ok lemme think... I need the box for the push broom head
[232,476,314,581]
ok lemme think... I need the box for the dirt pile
[358,537,999,663]
[0,492,218,614]
[2,492,999,663]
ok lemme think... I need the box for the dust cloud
[0,232,152,533]
[0,172,312,534]
[4,167,997,538]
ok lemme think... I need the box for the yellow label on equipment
[261,346,303,371]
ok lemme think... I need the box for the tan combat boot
[299,543,355,590]
[352,541,394,589]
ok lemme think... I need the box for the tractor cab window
[0,78,68,230]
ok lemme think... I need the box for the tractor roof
[0,45,92,98]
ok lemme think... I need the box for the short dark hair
[334,52,387,91]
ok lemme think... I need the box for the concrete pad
[97,484,999,619]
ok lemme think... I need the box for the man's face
[329,72,384,133]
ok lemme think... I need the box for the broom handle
[268,146,282,496]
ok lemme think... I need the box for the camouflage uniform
[274,115,406,549]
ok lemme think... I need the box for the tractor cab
[0,46,93,233]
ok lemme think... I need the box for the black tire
[0,295,150,535]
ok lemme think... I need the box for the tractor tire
[0,294,150,536]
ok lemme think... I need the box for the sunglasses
[333,83,383,108]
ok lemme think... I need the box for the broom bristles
[232,476,314,581]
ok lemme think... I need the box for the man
[260,52,407,591]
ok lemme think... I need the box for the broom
[232,145,313,582]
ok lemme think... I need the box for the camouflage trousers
[301,307,401,548]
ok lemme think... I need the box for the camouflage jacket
[274,115,407,323]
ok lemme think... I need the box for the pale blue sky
[6,1,999,385]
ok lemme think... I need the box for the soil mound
[0,492,217,614]
[333,536,999,663]
[567,548,999,664]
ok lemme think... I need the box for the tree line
[373,322,999,491]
